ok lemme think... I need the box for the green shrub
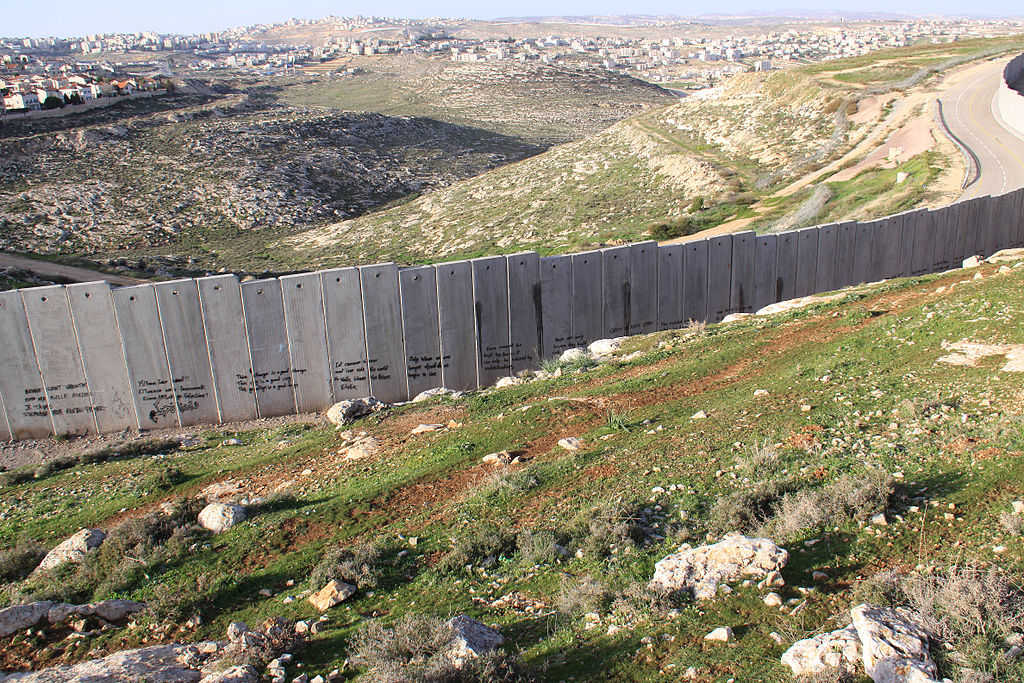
[437,524,517,573]
[0,543,46,584]
[311,540,391,589]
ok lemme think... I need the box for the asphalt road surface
[0,253,145,287]
[939,58,1024,201]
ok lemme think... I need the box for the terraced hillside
[283,37,1022,270]
[2,251,1023,681]
[0,63,672,277]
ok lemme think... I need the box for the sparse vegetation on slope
[3,254,1024,681]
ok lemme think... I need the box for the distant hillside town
[0,71,163,114]
[1,15,1022,93]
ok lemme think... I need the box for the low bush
[349,614,534,682]
[0,543,46,584]
[566,497,650,558]
[437,524,518,573]
[554,575,611,616]
[311,540,392,589]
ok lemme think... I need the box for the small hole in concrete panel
[450,270,455,276]
[296,283,302,289]
[375,273,381,279]
[335,277,341,283]
[84,293,91,298]
[40,296,47,302]
[413,275,419,281]
[214,286,221,291]
[129,296,136,301]
[172,290,178,296]
[257,289,263,295]
[519,260,524,265]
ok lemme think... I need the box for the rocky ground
[1,251,1023,681]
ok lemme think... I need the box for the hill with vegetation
[2,251,1023,681]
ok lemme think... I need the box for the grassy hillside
[276,36,1021,270]
[3,254,1024,681]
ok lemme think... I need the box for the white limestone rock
[0,602,53,638]
[198,503,247,533]
[851,604,939,683]
[326,397,387,426]
[649,533,789,600]
[446,615,504,667]
[781,625,861,676]
[587,337,626,357]
[35,529,105,573]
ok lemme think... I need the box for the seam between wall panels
[195,283,225,425]
[152,288,184,428]
[109,292,143,430]
[280,283,301,414]
[238,287,263,420]
[66,288,101,434]
[20,292,57,437]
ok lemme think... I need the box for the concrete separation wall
[2,187,1024,440]
[997,53,1024,138]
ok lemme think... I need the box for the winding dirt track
[0,253,145,287]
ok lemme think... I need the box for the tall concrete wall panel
[753,234,777,312]
[539,255,573,358]
[910,210,934,276]
[951,203,970,264]
[435,260,477,391]
[775,231,798,302]
[657,245,684,329]
[683,239,709,323]
[321,268,370,401]
[240,279,296,418]
[629,242,658,334]
[507,252,542,372]
[112,284,178,430]
[707,235,732,323]
[0,290,54,439]
[281,273,333,413]
[852,222,874,284]
[1014,190,1024,248]
[154,280,219,427]
[814,224,839,293]
[359,264,409,404]
[399,266,443,398]
[729,231,755,314]
[67,282,136,432]
[472,256,511,386]
[930,209,954,273]
[834,222,857,287]
[570,250,603,347]
[197,275,257,424]
[879,215,904,280]
[795,228,819,298]
[22,286,95,436]
[602,245,631,337]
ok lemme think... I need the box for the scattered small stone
[557,437,583,451]
[309,580,356,611]
[691,410,708,420]
[411,423,444,434]
[764,592,783,607]
[704,626,732,643]
[326,397,388,426]
[198,503,247,533]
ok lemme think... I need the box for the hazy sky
[5,1,1022,39]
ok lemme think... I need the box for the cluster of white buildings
[0,73,152,113]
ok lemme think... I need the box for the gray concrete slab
[878,215,904,280]
[753,234,778,311]
[570,250,603,347]
[795,227,819,298]
[910,210,933,276]
[707,235,733,323]
[66,282,136,432]
[683,239,709,323]
[951,203,970,264]
[775,231,798,302]
[0,291,53,439]
[472,256,511,386]
[320,268,370,401]
[629,241,658,334]
[729,231,755,314]
[240,278,297,418]
[281,272,333,414]
[434,260,477,391]
[197,275,257,423]
[866,219,887,282]
[835,221,858,287]
[930,208,954,273]
[359,264,409,404]
[965,196,988,258]
[657,245,684,330]
[852,221,874,284]
[154,280,219,427]
[996,191,1017,252]
[813,224,839,293]
[21,286,95,436]
[539,255,573,357]
[507,252,542,372]
[0,391,10,442]
[896,212,919,277]
[1014,189,1024,248]
[112,284,178,430]
[601,245,631,337]
[983,195,1000,258]
[399,266,443,398]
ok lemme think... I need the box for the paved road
[939,59,1024,200]
[0,253,146,287]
